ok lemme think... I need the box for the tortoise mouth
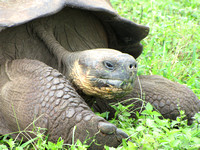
[89,78,135,99]
[73,76,134,99]
[90,78,134,91]
[89,77,135,99]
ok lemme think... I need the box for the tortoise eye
[103,61,115,70]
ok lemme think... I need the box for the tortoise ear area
[78,57,86,66]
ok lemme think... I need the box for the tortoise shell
[0,0,149,58]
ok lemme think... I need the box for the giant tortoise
[0,0,199,149]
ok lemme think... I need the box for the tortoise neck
[32,22,73,72]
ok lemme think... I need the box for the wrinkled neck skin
[32,22,78,78]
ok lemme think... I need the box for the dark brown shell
[0,0,149,58]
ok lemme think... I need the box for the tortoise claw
[98,121,128,141]
[98,122,116,135]
[116,129,129,141]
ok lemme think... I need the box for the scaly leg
[0,59,127,149]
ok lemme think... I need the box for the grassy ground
[0,0,200,149]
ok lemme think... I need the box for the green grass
[1,0,200,149]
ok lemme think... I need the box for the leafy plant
[104,102,200,150]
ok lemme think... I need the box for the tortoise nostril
[129,63,137,69]
[129,64,133,69]
[104,61,114,70]
[135,63,137,68]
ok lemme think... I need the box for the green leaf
[21,137,37,148]
[145,103,153,112]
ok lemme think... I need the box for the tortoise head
[67,49,137,99]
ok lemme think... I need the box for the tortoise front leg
[0,59,128,149]
[132,75,200,122]
[93,75,200,124]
